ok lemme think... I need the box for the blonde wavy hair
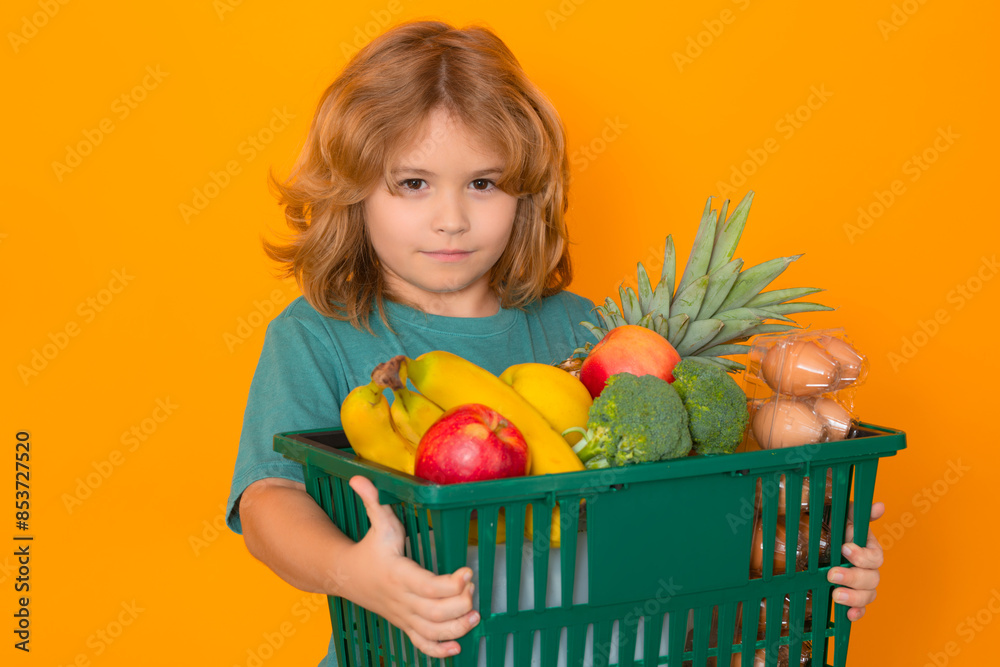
[265,20,573,330]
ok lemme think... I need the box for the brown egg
[757,591,814,639]
[776,470,834,515]
[750,513,831,578]
[818,335,868,389]
[761,340,840,396]
[812,397,852,441]
[752,399,826,449]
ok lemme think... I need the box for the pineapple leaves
[696,258,743,321]
[579,190,833,368]
[649,236,677,318]
[636,263,654,316]
[758,302,834,317]
[680,354,745,373]
[708,190,753,274]
[696,311,766,354]
[707,356,746,372]
[695,343,751,358]
[676,197,717,297]
[674,318,725,357]
[619,285,641,324]
[595,297,626,330]
[670,274,709,323]
[666,313,690,346]
[715,254,803,314]
[738,323,799,339]
[580,320,606,342]
[744,287,824,308]
[651,314,672,339]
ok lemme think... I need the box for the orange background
[4,0,996,664]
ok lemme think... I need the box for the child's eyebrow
[391,167,503,177]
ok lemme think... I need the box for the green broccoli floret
[671,358,749,455]
[568,373,692,468]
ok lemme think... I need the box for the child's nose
[433,191,470,234]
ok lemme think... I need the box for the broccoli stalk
[565,373,692,469]
[671,358,750,455]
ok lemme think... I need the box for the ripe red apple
[579,324,682,398]
[415,403,530,484]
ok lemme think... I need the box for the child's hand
[345,475,479,658]
[827,501,885,621]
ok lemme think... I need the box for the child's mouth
[424,250,472,262]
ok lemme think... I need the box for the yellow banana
[339,380,416,475]
[389,385,445,447]
[499,362,593,446]
[373,352,584,476]
[468,503,584,548]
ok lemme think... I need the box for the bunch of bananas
[339,350,594,546]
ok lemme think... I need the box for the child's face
[364,107,518,317]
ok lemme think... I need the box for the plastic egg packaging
[741,328,869,451]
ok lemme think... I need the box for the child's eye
[399,178,426,191]
[470,179,496,191]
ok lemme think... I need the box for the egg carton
[741,328,869,451]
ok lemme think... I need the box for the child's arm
[239,476,480,658]
[826,501,886,621]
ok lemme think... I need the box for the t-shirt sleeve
[562,291,600,350]
[225,312,345,534]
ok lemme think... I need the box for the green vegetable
[567,373,691,468]
[671,358,749,455]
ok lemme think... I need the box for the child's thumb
[349,475,401,538]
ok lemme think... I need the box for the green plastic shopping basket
[275,422,905,667]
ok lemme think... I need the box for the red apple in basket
[580,324,682,398]
[415,403,530,484]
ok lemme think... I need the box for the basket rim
[274,422,905,508]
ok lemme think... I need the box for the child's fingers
[412,566,474,599]
[830,581,877,612]
[408,608,481,649]
[844,501,887,545]
[407,634,462,659]
[828,557,880,596]
[846,500,886,524]
[841,537,884,570]
[412,581,475,623]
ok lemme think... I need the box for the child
[226,20,885,666]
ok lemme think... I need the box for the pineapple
[566,191,832,373]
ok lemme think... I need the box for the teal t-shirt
[226,291,595,666]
